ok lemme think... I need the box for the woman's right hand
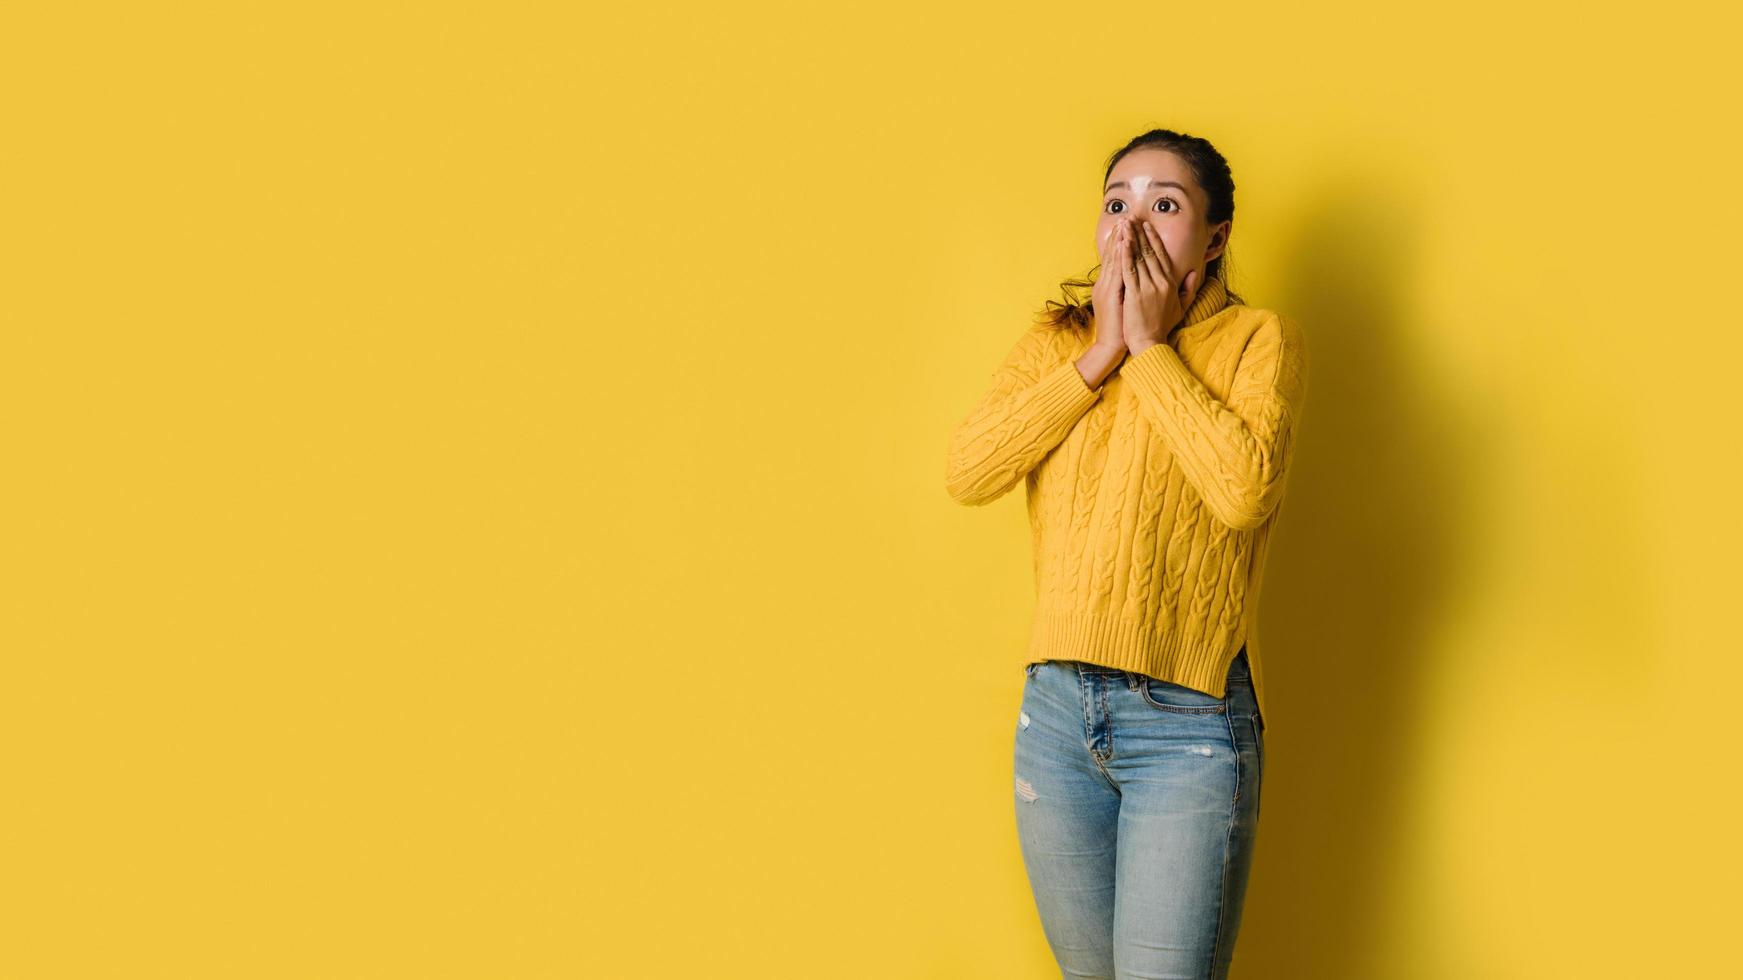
[1090,221,1130,354]
[1072,221,1131,389]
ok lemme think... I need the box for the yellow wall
[6,2,1738,976]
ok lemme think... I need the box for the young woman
[944,128,1309,978]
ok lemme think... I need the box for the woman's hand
[1120,221,1201,355]
[1089,224,1129,355]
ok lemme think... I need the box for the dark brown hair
[1039,128,1245,330]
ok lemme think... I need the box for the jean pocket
[1025,662,1040,678]
[1138,676,1228,714]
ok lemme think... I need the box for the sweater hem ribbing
[1024,606,1246,705]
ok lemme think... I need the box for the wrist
[1076,342,1126,389]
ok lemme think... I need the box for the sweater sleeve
[1118,312,1308,531]
[945,322,1104,506]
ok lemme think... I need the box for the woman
[944,128,1309,978]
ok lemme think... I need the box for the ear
[1202,220,1231,265]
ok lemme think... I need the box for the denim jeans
[1013,648,1264,979]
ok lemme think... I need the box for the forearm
[945,360,1104,506]
[1118,334,1305,530]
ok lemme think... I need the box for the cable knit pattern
[944,271,1308,732]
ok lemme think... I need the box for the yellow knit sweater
[945,271,1308,731]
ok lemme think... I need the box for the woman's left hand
[1119,220,1201,355]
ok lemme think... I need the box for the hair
[1039,128,1244,331]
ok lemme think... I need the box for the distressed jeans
[1013,648,1265,980]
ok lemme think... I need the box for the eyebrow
[1104,180,1188,194]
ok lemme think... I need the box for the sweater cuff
[1119,340,1196,396]
[1037,357,1105,406]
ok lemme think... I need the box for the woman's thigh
[1109,659,1263,979]
[1013,660,1121,979]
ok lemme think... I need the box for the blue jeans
[1013,648,1264,979]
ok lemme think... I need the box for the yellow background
[5,2,1739,977]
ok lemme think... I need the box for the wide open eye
[1153,197,1179,213]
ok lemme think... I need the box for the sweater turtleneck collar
[1180,266,1231,330]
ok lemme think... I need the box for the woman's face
[1095,148,1229,290]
